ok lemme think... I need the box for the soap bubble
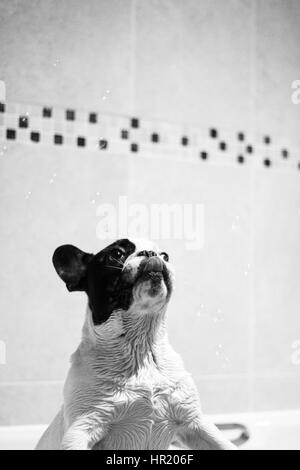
[215,344,230,369]
[90,191,101,204]
[244,263,251,276]
[196,303,206,318]
[101,89,111,101]
[0,145,7,157]
[213,309,224,324]
[231,215,240,231]
[221,356,230,369]
[215,344,223,356]
[49,172,57,184]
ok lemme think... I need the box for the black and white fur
[36,238,235,450]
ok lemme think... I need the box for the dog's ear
[52,245,93,292]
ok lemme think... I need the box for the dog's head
[52,239,174,325]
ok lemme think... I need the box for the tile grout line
[129,0,137,117]
[247,0,258,413]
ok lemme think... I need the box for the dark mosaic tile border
[0,101,299,170]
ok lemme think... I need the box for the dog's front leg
[61,415,106,450]
[176,418,236,450]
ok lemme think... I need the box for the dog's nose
[143,256,164,273]
[137,250,157,258]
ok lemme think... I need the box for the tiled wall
[0,0,300,425]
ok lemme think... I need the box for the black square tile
[181,136,189,146]
[151,133,159,143]
[209,128,218,138]
[200,151,208,160]
[237,155,244,164]
[89,113,97,124]
[43,107,52,118]
[0,102,5,113]
[6,129,16,140]
[54,134,63,145]
[77,137,86,147]
[263,135,271,145]
[264,158,271,167]
[19,116,29,128]
[121,129,129,139]
[31,131,40,142]
[131,143,139,152]
[99,139,108,150]
[131,117,139,128]
[281,149,289,159]
[66,109,75,121]
[246,145,253,154]
[219,141,227,151]
[237,132,245,142]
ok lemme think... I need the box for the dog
[36,238,235,450]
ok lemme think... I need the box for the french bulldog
[36,238,235,450]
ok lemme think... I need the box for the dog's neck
[75,304,169,379]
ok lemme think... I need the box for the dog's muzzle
[143,256,164,274]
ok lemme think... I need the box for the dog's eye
[160,252,169,262]
[110,248,124,259]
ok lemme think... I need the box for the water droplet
[90,191,101,204]
[49,173,57,185]
[231,215,240,231]
[213,309,224,324]
[0,145,7,157]
[101,89,111,101]
[196,303,206,318]
[244,263,251,276]
[215,344,230,368]
[25,191,32,200]
[53,59,60,67]
[221,356,230,369]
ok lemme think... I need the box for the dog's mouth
[137,256,164,279]
[134,256,169,297]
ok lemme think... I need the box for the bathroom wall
[0,0,300,425]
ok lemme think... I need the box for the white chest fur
[93,366,185,450]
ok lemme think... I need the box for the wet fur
[36,239,235,450]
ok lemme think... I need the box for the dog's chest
[97,369,182,450]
